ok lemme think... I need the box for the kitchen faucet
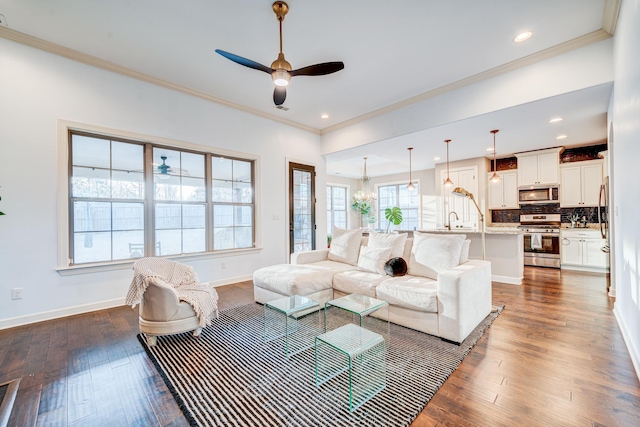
[446,211,459,230]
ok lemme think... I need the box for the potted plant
[351,191,376,228]
[384,207,403,232]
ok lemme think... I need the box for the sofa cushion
[253,262,352,296]
[376,276,438,313]
[409,232,466,280]
[367,231,408,258]
[357,245,392,274]
[328,227,363,266]
[459,239,471,264]
[333,270,388,297]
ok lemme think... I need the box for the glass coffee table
[263,295,321,357]
[324,294,390,344]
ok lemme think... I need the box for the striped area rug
[138,303,501,427]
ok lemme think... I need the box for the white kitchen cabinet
[560,229,608,270]
[488,170,518,209]
[560,160,603,207]
[516,148,562,186]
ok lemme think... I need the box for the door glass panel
[290,165,315,253]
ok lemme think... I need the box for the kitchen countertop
[418,228,522,235]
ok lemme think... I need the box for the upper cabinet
[488,170,518,209]
[560,160,603,207]
[515,148,563,186]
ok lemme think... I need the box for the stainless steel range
[518,214,561,268]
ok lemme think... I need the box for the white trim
[57,119,262,270]
[613,306,640,382]
[491,274,523,285]
[0,275,252,330]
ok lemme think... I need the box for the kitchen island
[414,227,524,285]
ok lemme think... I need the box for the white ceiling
[0,0,613,176]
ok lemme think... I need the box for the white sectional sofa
[253,228,492,343]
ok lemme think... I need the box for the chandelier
[354,157,376,202]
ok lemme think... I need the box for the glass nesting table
[263,295,322,357]
[323,294,390,344]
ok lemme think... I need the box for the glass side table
[263,295,321,357]
[315,323,386,411]
[324,294,390,344]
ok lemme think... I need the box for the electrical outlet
[221,261,226,269]
[12,288,23,300]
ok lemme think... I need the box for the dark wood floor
[1,269,638,426]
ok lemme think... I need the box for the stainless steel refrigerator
[598,176,610,253]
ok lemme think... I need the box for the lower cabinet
[560,229,609,270]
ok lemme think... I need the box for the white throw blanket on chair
[126,258,219,327]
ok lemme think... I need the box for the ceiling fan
[215,1,344,106]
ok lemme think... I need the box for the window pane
[156,229,181,255]
[155,204,181,229]
[112,203,144,230]
[74,201,111,232]
[233,182,252,203]
[212,157,232,180]
[183,228,206,253]
[334,211,347,229]
[234,160,252,182]
[153,148,180,179]
[213,205,233,227]
[154,175,181,200]
[73,231,111,264]
[112,170,144,199]
[184,204,206,228]
[326,187,332,207]
[72,135,110,168]
[181,152,205,178]
[113,230,144,260]
[112,141,143,172]
[181,177,206,202]
[234,227,252,248]
[214,227,233,250]
[333,187,346,210]
[234,206,252,226]
[72,167,111,198]
[212,180,232,202]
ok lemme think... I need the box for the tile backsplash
[491,206,607,225]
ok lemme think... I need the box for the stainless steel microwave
[518,186,559,204]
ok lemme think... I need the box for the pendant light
[354,156,376,203]
[407,147,415,191]
[489,129,502,184]
[443,139,454,187]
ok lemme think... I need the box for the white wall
[0,37,324,327]
[610,0,640,379]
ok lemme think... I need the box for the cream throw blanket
[126,258,219,327]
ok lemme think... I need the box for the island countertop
[412,228,522,235]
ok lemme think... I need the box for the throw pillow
[459,239,471,264]
[357,246,392,274]
[409,231,467,280]
[384,257,408,276]
[328,227,363,266]
[367,231,408,259]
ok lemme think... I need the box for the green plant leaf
[384,207,403,232]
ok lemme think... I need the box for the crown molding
[321,29,612,135]
[0,26,320,135]
[602,0,621,35]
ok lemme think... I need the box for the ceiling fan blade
[290,61,344,77]
[215,49,273,74]
[273,86,287,105]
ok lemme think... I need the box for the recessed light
[556,134,568,140]
[549,117,564,123]
[433,156,441,161]
[320,114,329,119]
[513,31,532,43]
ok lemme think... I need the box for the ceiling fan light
[272,69,290,86]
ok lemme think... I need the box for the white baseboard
[0,297,126,330]
[0,275,254,330]
[613,306,640,383]
[492,274,523,285]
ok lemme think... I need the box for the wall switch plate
[12,288,23,300]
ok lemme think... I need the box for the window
[326,185,347,232]
[377,183,419,231]
[68,131,255,265]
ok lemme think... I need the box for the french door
[289,162,316,254]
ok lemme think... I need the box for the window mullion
[205,153,213,252]
[144,143,155,256]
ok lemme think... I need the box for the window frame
[57,120,261,274]
[376,181,420,231]
[326,184,349,231]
